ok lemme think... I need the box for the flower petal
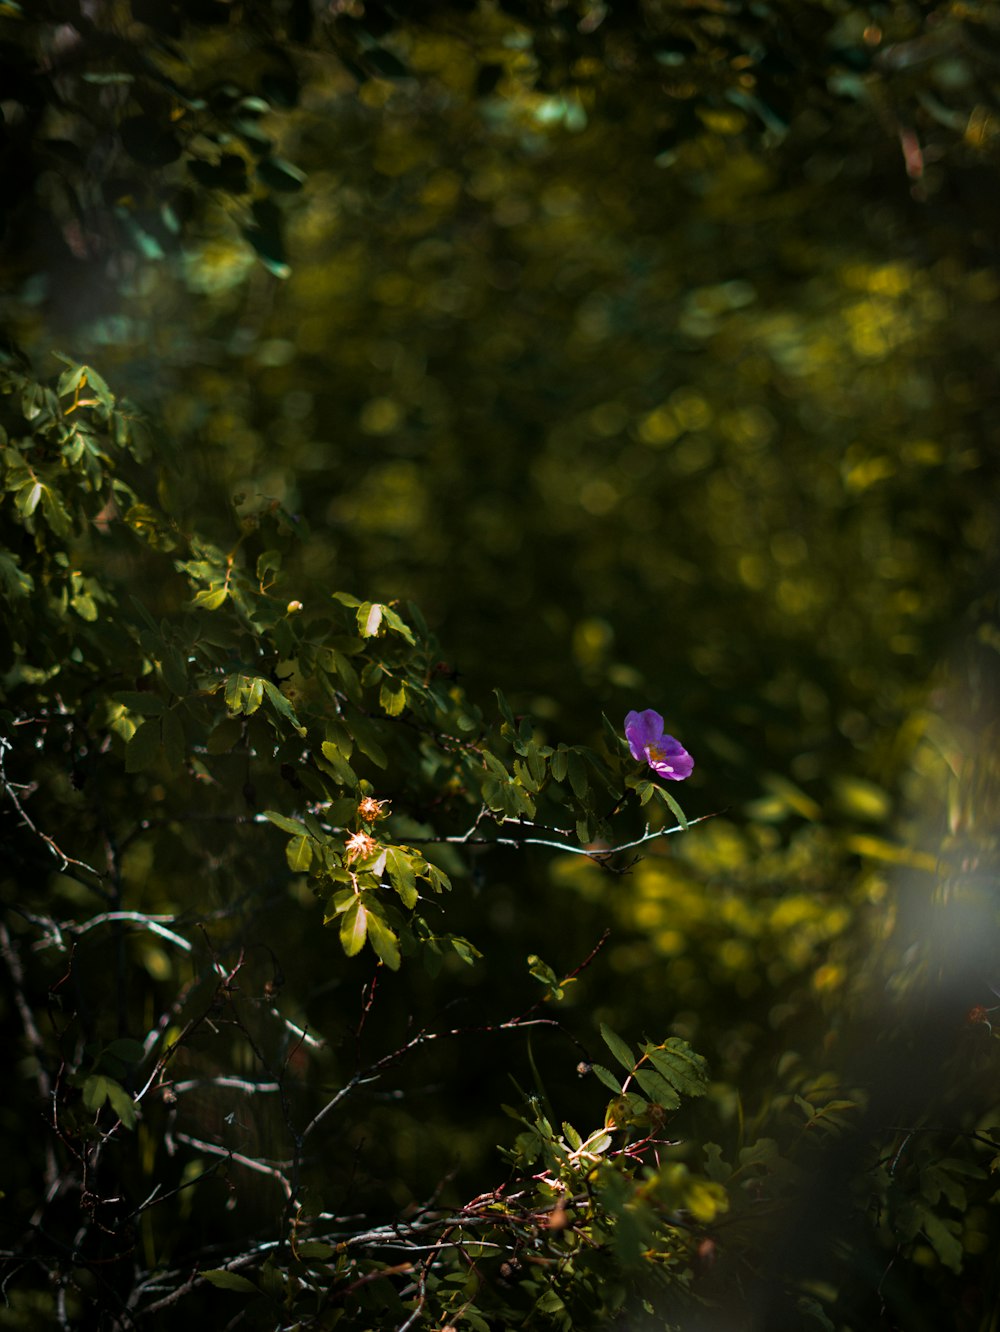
[624,709,665,761]
[646,735,694,781]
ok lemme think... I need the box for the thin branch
[172,1133,294,1197]
[171,1076,282,1096]
[31,910,194,954]
[0,735,105,880]
[403,808,723,857]
[300,1073,381,1142]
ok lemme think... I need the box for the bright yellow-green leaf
[684,1178,729,1224]
[385,846,418,909]
[379,678,406,716]
[191,586,229,610]
[286,834,313,872]
[358,601,383,637]
[340,898,368,956]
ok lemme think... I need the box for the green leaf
[380,605,416,644]
[0,551,34,599]
[448,934,481,966]
[70,590,98,621]
[632,1066,681,1110]
[206,716,243,753]
[191,586,229,610]
[348,708,387,768]
[527,953,569,1001]
[56,362,87,397]
[157,645,188,696]
[385,846,418,909]
[366,912,401,970]
[202,1270,261,1294]
[922,1210,964,1273]
[332,651,362,703]
[125,719,161,773]
[601,1023,637,1074]
[286,834,313,872]
[562,1121,582,1151]
[263,810,306,835]
[660,788,689,830]
[319,739,358,788]
[566,749,588,799]
[703,1143,732,1183]
[379,677,406,716]
[591,1063,623,1095]
[256,549,282,579]
[82,364,114,408]
[426,864,452,894]
[602,711,626,752]
[644,1038,709,1099]
[161,708,185,770]
[40,485,73,536]
[263,678,305,734]
[15,480,41,517]
[340,898,368,956]
[495,687,516,729]
[358,601,383,637]
[82,1074,111,1113]
[105,1080,137,1129]
[224,673,246,712]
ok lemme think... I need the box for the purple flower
[624,710,693,782]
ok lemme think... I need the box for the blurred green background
[5,1,1000,1326]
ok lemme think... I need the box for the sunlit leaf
[286,834,313,872]
[358,602,383,637]
[340,898,368,956]
[601,1024,637,1074]
[366,911,400,970]
[385,846,418,909]
[191,586,229,610]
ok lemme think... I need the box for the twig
[403,809,722,857]
[172,1133,294,1197]
[0,734,104,879]
[31,910,193,954]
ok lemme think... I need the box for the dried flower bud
[358,795,389,823]
[345,830,378,865]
